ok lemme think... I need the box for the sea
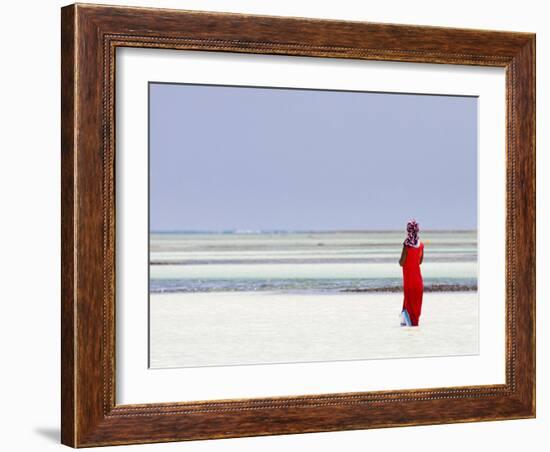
[149,231,477,295]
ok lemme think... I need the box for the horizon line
[150,228,478,234]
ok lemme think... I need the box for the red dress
[402,242,424,326]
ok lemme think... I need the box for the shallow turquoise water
[149,230,477,294]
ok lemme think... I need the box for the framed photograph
[61,3,535,447]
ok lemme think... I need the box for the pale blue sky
[149,83,477,231]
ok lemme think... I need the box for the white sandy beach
[150,291,478,369]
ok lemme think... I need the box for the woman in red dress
[399,220,424,326]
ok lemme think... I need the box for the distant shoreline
[341,284,477,293]
[150,284,478,295]
[150,229,478,235]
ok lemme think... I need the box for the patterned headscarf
[404,219,420,247]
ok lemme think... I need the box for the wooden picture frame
[61,3,535,447]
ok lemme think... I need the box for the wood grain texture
[60,5,76,447]
[60,3,536,447]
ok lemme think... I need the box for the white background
[0,0,545,451]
